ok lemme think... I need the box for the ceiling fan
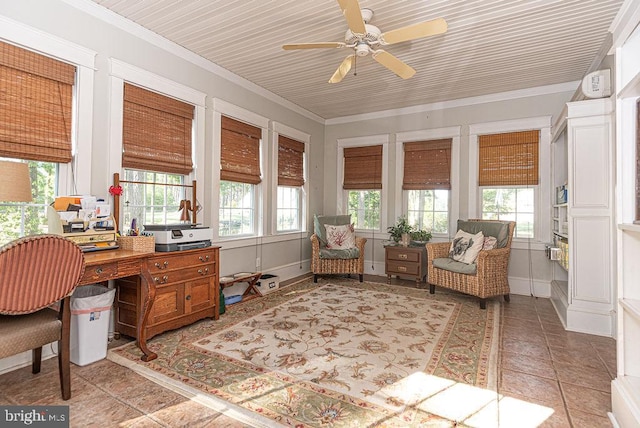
[282,0,447,83]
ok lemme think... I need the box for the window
[0,160,56,244]
[403,139,451,234]
[343,145,382,230]
[0,41,77,244]
[120,170,186,230]
[119,83,195,232]
[478,130,539,238]
[219,115,262,237]
[276,135,305,232]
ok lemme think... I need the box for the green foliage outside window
[0,161,55,246]
[348,190,380,230]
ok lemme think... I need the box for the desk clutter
[47,197,118,252]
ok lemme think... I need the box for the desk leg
[138,272,157,362]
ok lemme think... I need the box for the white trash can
[69,285,116,366]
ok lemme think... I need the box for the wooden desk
[82,246,220,362]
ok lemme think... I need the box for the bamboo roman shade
[403,139,452,190]
[343,145,383,190]
[478,130,539,186]
[0,41,75,163]
[278,135,305,187]
[122,83,194,175]
[220,116,262,184]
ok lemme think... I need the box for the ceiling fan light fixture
[355,43,369,57]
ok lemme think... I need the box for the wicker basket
[117,235,155,253]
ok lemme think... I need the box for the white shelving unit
[549,97,615,337]
[611,4,640,425]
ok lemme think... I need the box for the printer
[143,224,213,252]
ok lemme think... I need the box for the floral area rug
[108,277,500,427]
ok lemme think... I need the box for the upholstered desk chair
[310,214,366,283]
[0,235,85,400]
[426,219,515,309]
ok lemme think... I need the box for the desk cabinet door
[151,284,185,324]
[185,277,213,313]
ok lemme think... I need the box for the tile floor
[0,275,616,427]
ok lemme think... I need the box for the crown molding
[326,81,579,125]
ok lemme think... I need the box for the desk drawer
[81,262,118,282]
[149,263,215,286]
[387,261,421,276]
[147,249,217,274]
[386,248,420,262]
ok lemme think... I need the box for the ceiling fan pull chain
[354,54,357,76]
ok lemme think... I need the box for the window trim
[336,134,389,232]
[0,15,96,195]
[395,127,461,237]
[212,98,269,240]
[469,116,551,246]
[271,122,309,235]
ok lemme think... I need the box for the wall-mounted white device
[581,69,611,98]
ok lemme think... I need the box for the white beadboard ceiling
[90,0,624,120]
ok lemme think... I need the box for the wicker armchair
[310,234,367,282]
[427,219,515,309]
[310,214,366,283]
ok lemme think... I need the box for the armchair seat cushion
[319,247,360,260]
[433,257,478,275]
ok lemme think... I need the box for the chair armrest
[355,236,367,252]
[426,242,450,261]
[475,247,510,264]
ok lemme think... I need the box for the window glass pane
[406,189,449,234]
[481,187,535,238]
[348,190,380,229]
[0,160,55,245]
[219,181,255,236]
[122,169,185,233]
[277,186,300,232]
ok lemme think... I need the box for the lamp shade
[0,160,33,202]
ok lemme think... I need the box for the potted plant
[387,216,413,243]
[410,229,432,244]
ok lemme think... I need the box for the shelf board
[620,298,640,321]
[553,203,568,208]
[553,231,568,239]
[619,223,640,234]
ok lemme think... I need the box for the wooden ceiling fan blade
[372,50,415,79]
[380,18,447,45]
[329,55,354,83]
[336,0,366,34]
[283,42,345,50]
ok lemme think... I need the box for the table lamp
[0,160,33,202]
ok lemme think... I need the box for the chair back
[0,235,85,315]
[460,219,516,249]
